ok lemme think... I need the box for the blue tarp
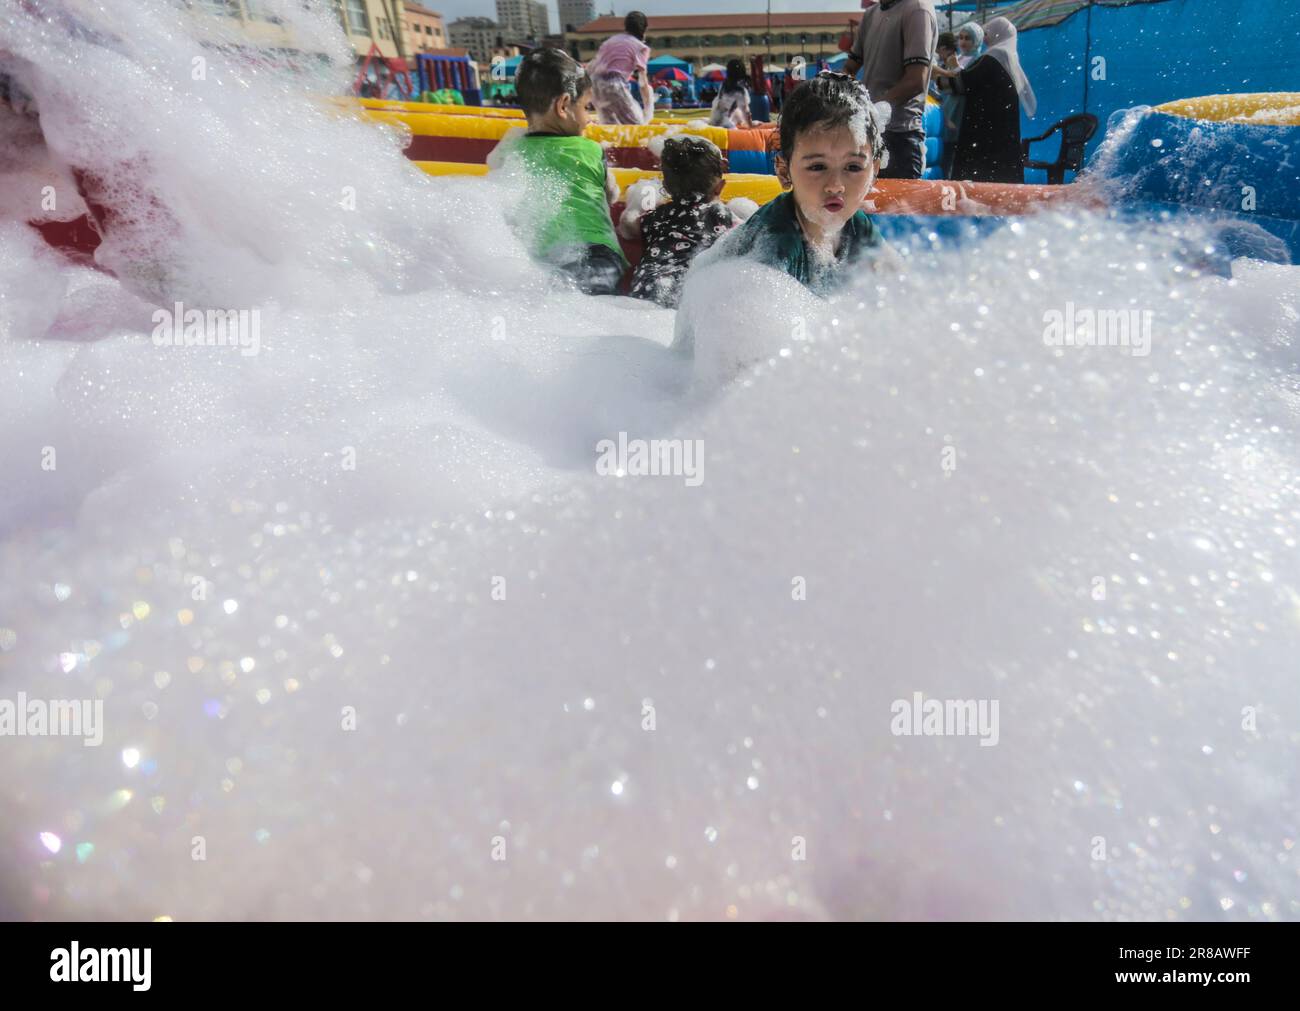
[940,0,1296,182]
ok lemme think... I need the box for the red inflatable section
[29,214,101,266]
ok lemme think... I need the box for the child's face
[776,125,877,239]
[552,86,597,134]
[938,45,956,63]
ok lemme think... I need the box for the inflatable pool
[355,98,776,174]
[26,90,1298,273]
[1096,92,1300,260]
[353,96,946,179]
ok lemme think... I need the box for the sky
[428,1,869,33]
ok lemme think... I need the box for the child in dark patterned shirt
[620,135,738,308]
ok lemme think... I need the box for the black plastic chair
[1021,112,1099,184]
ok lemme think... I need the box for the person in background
[709,59,752,128]
[654,80,672,109]
[748,57,773,123]
[956,21,985,67]
[843,0,938,180]
[587,11,653,125]
[930,31,958,100]
[375,63,405,100]
[779,58,804,112]
[932,16,1036,182]
[931,32,961,177]
[493,49,625,294]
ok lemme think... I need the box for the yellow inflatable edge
[1154,92,1300,126]
[361,107,737,147]
[413,160,783,204]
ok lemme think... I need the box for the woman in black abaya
[933,17,1037,183]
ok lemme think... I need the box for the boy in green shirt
[421,87,464,105]
[494,49,625,295]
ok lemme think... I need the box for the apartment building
[403,2,448,57]
[495,0,550,42]
[558,0,595,35]
[334,0,409,59]
[448,16,503,65]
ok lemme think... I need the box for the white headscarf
[981,16,1036,117]
[955,22,984,69]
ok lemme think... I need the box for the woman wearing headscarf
[933,17,1036,183]
[934,21,983,176]
[955,21,984,68]
[709,59,753,129]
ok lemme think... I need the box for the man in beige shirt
[844,0,939,179]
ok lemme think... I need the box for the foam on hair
[779,73,889,164]
[516,48,589,119]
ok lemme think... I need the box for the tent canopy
[653,67,690,83]
[648,55,692,72]
[491,54,524,78]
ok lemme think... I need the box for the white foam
[1,1,1298,922]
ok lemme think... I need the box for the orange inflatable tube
[868,177,1104,216]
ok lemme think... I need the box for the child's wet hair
[516,48,590,119]
[937,31,958,52]
[659,135,724,200]
[625,11,648,39]
[778,72,885,162]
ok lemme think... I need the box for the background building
[186,0,305,51]
[565,11,861,69]
[332,0,409,60]
[403,2,447,56]
[495,0,550,43]
[448,16,503,64]
[557,0,595,35]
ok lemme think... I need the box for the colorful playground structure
[18,0,1300,287]
[354,97,778,175]
[345,89,1299,260]
[28,88,1300,275]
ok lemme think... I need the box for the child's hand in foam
[725,197,758,223]
[617,178,666,239]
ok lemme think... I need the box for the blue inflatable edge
[873,205,1292,265]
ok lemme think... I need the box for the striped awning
[940,0,1173,32]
